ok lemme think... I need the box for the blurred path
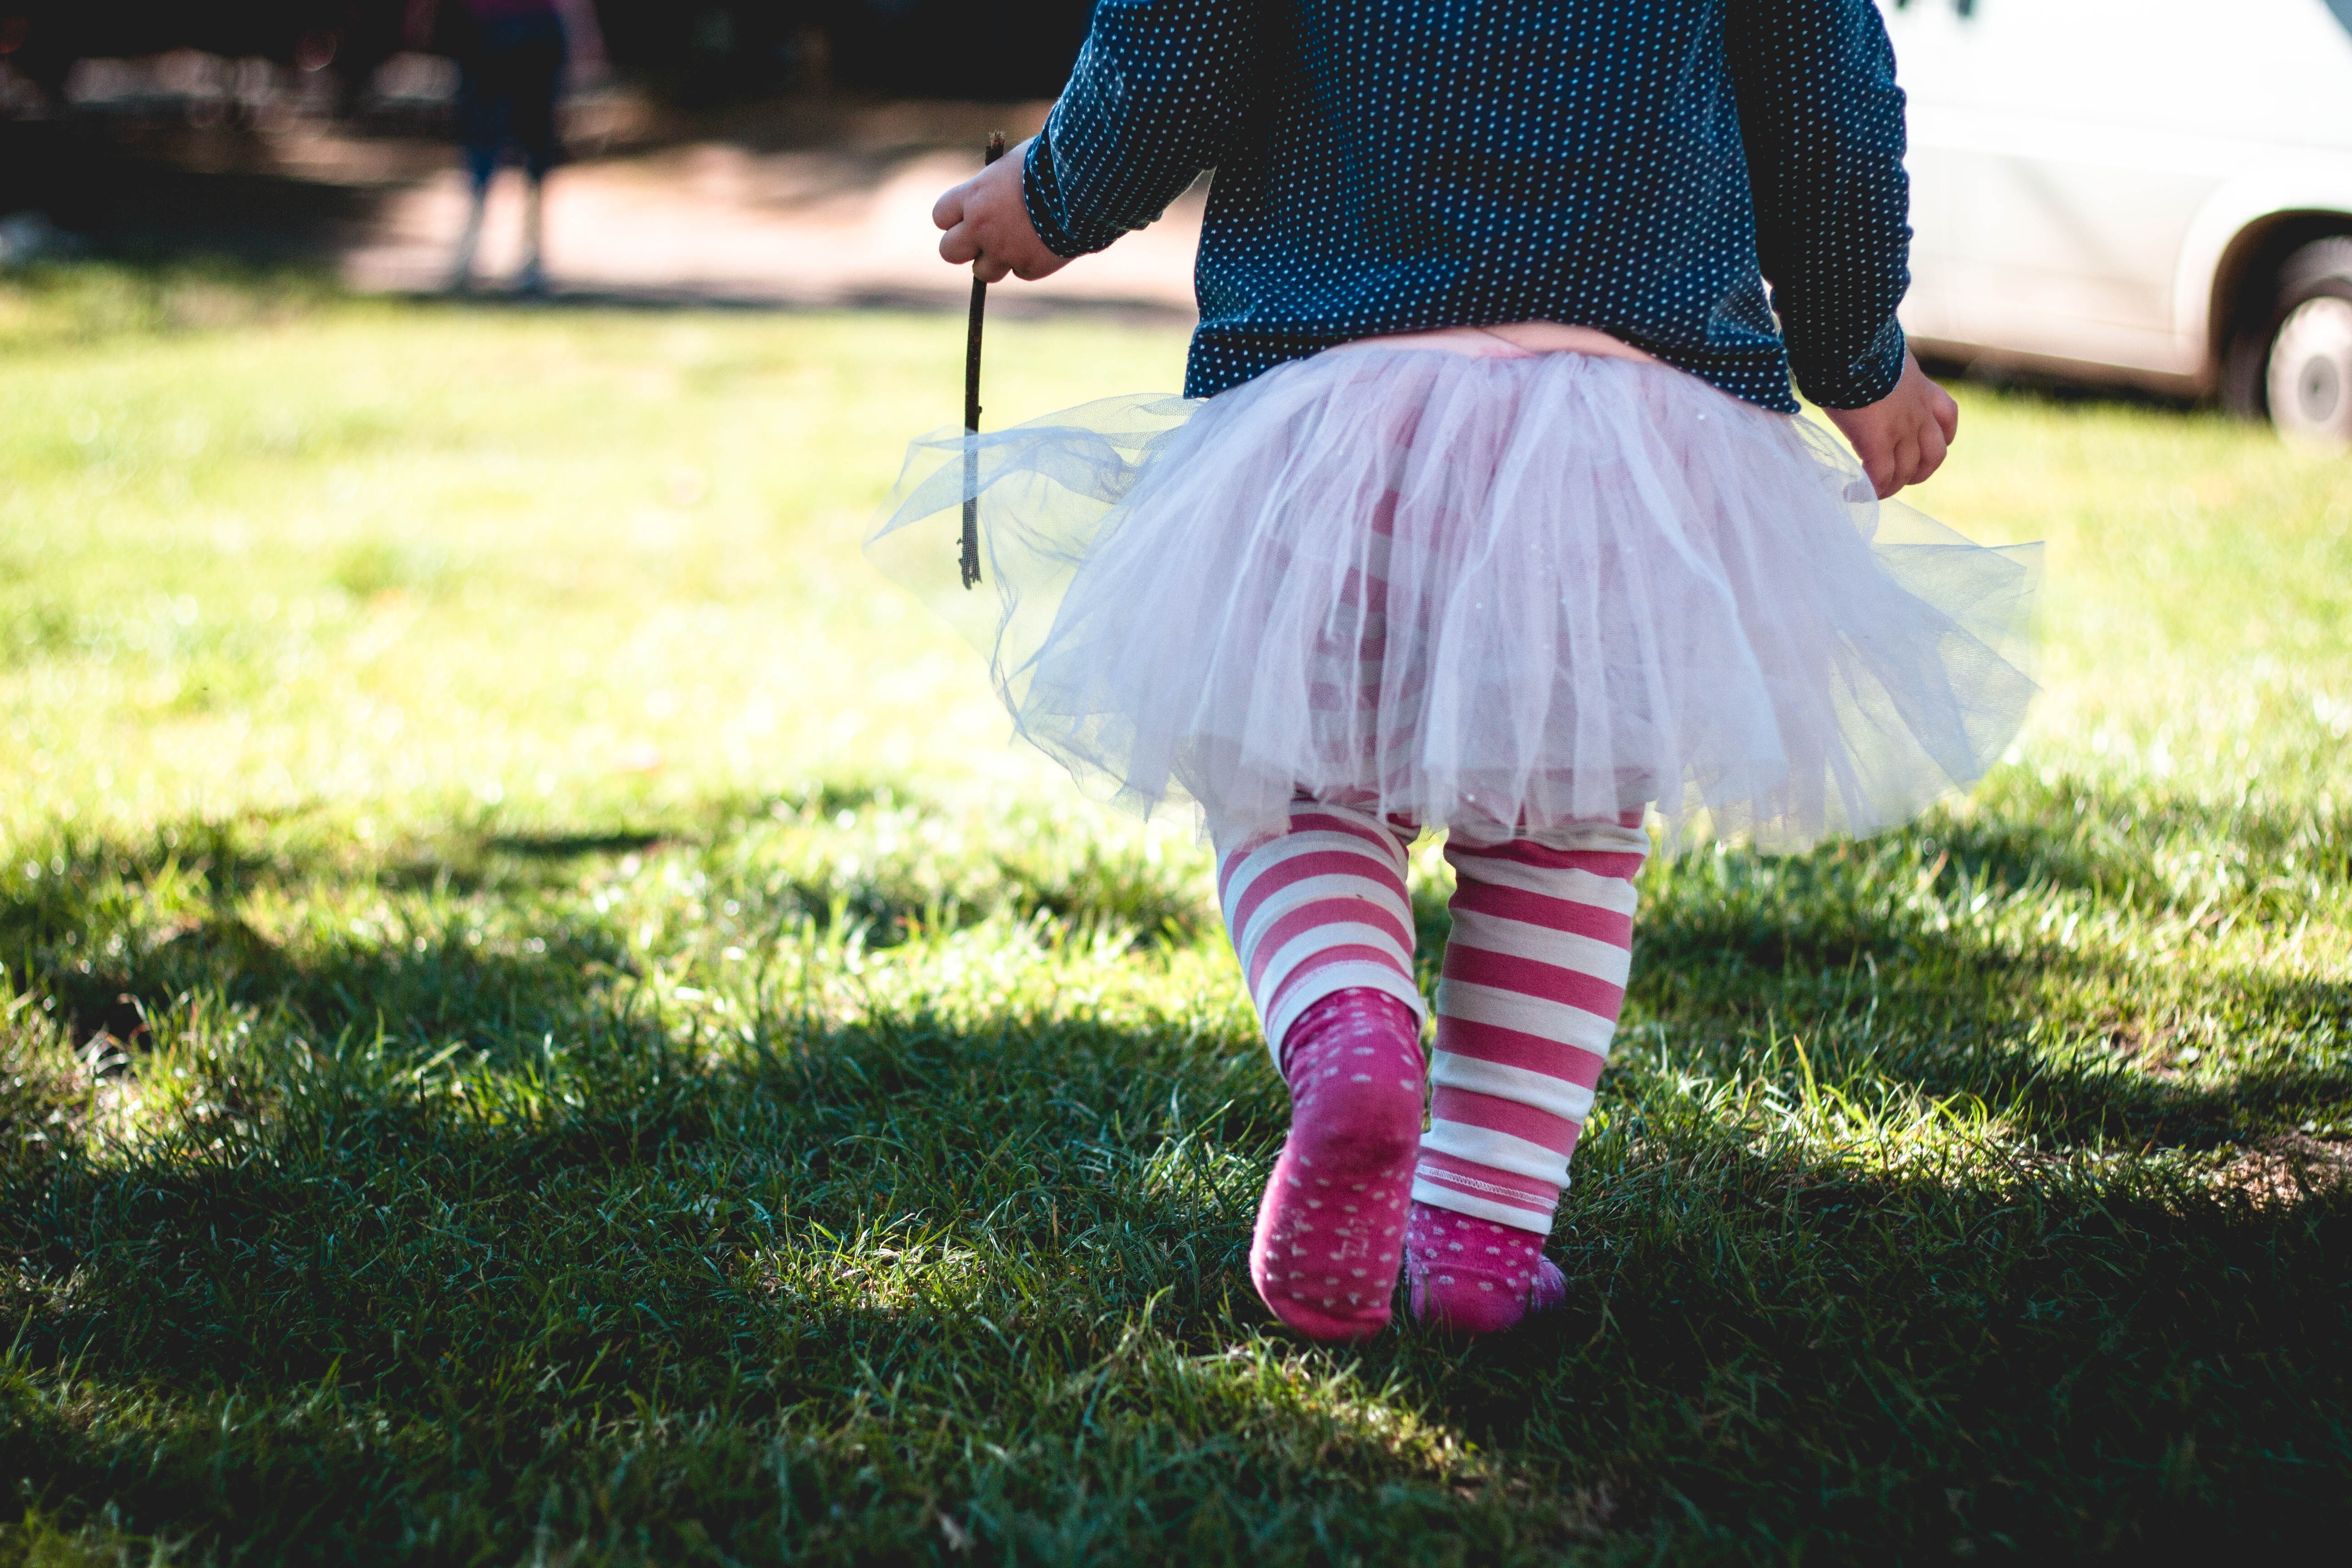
[344,125,1202,320]
[2,101,1202,321]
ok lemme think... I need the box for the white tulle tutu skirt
[869,343,2038,850]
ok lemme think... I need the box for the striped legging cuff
[1215,798,1426,1066]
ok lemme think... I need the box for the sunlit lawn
[1,264,2347,1563]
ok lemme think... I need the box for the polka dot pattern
[1022,0,1913,413]
[1247,988,1427,1343]
[1406,1202,1571,1336]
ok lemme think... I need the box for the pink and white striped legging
[1216,797,1648,1235]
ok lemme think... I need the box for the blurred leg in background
[449,0,569,293]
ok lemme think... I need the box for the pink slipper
[1406,1201,1568,1335]
[1248,989,1426,1342]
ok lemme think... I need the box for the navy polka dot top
[1022,0,1911,412]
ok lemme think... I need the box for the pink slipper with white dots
[1405,1202,1569,1335]
[1248,988,1426,1343]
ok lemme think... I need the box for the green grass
[0,263,2347,1564]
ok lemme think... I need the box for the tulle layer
[868,346,2038,850]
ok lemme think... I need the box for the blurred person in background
[408,0,604,294]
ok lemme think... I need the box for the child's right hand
[1823,352,1960,499]
[934,140,1071,285]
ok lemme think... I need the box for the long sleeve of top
[1021,0,1912,412]
[1727,0,1911,407]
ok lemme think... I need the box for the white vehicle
[1884,0,2352,443]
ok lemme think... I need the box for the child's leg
[451,150,495,289]
[1408,813,1648,1333]
[1216,796,1428,1342]
[517,172,547,293]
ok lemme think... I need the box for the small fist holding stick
[934,138,1071,284]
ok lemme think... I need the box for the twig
[961,131,1006,590]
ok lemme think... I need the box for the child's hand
[934,140,1070,284]
[1823,352,1960,499]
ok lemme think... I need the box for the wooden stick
[961,131,1006,590]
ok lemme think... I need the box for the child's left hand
[934,140,1071,284]
[1824,352,1960,499]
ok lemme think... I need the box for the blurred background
[0,0,1206,318]
[4,1,2351,432]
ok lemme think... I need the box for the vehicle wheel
[2264,238,2352,448]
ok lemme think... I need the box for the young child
[875,0,2037,1342]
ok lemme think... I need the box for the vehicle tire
[2264,237,2352,448]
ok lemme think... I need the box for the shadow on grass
[483,829,670,860]
[2,977,2347,1560]
[1915,349,2205,416]
[0,779,2345,1556]
[0,120,410,273]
